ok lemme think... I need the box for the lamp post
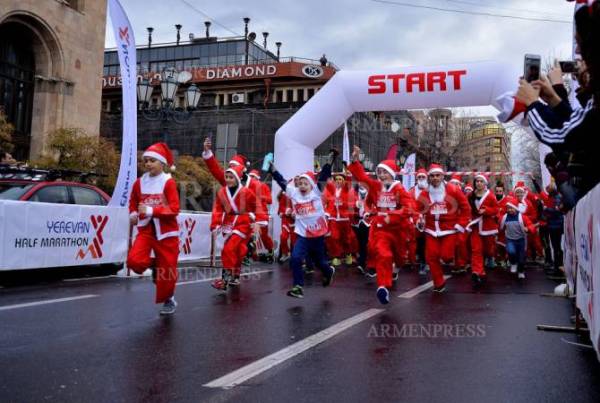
[244,17,250,65]
[147,27,153,48]
[137,68,201,124]
[275,41,282,60]
[175,24,182,45]
[204,21,211,38]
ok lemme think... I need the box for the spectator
[319,54,328,67]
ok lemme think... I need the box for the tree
[31,128,120,193]
[0,110,14,154]
[505,123,542,186]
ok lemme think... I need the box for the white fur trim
[202,150,214,160]
[376,163,396,178]
[145,206,154,217]
[474,174,488,184]
[226,168,242,185]
[428,167,444,175]
[299,174,316,188]
[143,151,167,165]
[454,224,465,233]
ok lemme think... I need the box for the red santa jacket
[323,181,356,222]
[277,191,295,232]
[467,190,499,236]
[203,150,269,222]
[129,173,180,240]
[517,196,538,224]
[415,183,471,238]
[347,161,414,231]
[210,185,257,239]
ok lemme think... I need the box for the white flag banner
[107,0,138,207]
[402,153,416,190]
[342,121,350,164]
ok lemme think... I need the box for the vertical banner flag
[402,153,416,190]
[539,143,553,189]
[342,121,350,164]
[108,0,138,207]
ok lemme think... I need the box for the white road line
[0,294,99,312]
[204,308,384,389]
[63,276,114,282]
[177,269,273,286]
[398,275,452,299]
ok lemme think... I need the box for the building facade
[0,0,107,160]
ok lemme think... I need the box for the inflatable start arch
[273,60,517,180]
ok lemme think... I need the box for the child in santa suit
[415,164,470,293]
[202,138,274,262]
[248,169,275,262]
[466,174,499,287]
[270,159,336,298]
[323,172,357,266]
[210,164,257,290]
[408,168,429,275]
[347,146,415,304]
[499,196,536,279]
[127,143,180,315]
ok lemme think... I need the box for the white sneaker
[510,265,517,274]
[160,297,177,315]
[518,272,526,279]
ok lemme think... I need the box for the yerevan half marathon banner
[107,0,137,207]
[574,182,600,359]
[0,201,129,270]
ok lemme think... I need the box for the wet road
[1,263,599,403]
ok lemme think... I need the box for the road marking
[204,308,384,389]
[63,276,114,282]
[177,269,273,286]
[398,275,452,299]
[0,294,99,312]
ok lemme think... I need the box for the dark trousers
[549,227,564,271]
[352,222,370,268]
[506,238,526,273]
[290,235,331,287]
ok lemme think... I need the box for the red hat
[143,142,175,170]
[428,163,445,175]
[416,168,428,178]
[376,160,398,178]
[505,196,520,210]
[225,164,245,184]
[299,171,317,188]
[474,173,489,185]
[514,181,526,192]
[464,182,474,192]
[249,169,260,179]
[229,154,247,168]
[449,173,462,185]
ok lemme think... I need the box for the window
[215,123,239,162]
[493,146,502,153]
[493,138,501,146]
[29,186,70,204]
[72,187,106,206]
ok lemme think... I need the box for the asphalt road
[0,262,599,403]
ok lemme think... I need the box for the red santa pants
[527,230,544,259]
[407,228,418,264]
[455,232,470,268]
[425,234,456,288]
[470,229,496,277]
[326,220,354,258]
[127,233,179,304]
[258,224,274,251]
[371,228,405,288]
[393,229,409,267]
[222,233,249,276]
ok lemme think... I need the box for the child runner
[499,196,535,279]
[127,143,180,315]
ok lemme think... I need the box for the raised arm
[202,137,226,186]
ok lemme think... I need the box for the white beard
[417,179,428,189]
[429,183,446,203]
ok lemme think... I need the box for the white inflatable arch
[273,61,516,180]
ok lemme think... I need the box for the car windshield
[0,183,35,200]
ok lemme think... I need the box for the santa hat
[249,169,261,179]
[416,168,428,178]
[514,181,526,192]
[229,154,247,168]
[428,163,445,176]
[474,173,489,185]
[376,160,398,178]
[298,171,317,188]
[496,92,527,123]
[225,164,245,184]
[333,172,346,180]
[505,196,520,210]
[143,142,175,170]
[449,173,462,185]
[464,182,474,192]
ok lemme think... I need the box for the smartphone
[559,60,577,73]
[524,54,541,82]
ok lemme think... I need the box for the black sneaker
[433,282,446,293]
[365,268,377,278]
[287,285,304,298]
[304,265,315,274]
[451,266,466,275]
[356,265,366,274]
[471,273,483,288]
[376,287,390,304]
[322,266,335,287]
[242,257,251,266]
[392,271,399,282]
[229,275,241,286]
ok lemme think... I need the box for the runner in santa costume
[127,143,180,315]
[415,163,470,292]
[249,169,275,263]
[202,138,273,262]
[463,181,474,195]
[494,181,509,267]
[277,185,296,263]
[449,174,469,275]
[351,183,374,274]
[210,164,257,290]
[408,168,429,273]
[323,172,357,266]
[499,196,536,279]
[466,173,499,287]
[269,158,336,298]
[513,181,544,261]
[347,146,415,304]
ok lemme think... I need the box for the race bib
[431,202,448,215]
[295,201,317,216]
